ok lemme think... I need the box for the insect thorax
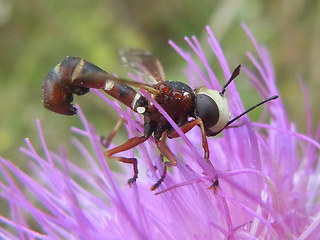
[147,81,196,125]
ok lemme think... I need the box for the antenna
[211,95,278,136]
[220,65,241,95]
[226,95,278,127]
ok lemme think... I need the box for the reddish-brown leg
[168,119,220,191]
[150,134,170,191]
[105,136,148,185]
[150,163,167,191]
[207,177,219,194]
[155,138,178,167]
[100,118,127,148]
[167,118,210,164]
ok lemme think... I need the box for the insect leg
[100,118,127,148]
[207,178,219,194]
[105,136,148,186]
[155,138,178,167]
[150,163,167,191]
[168,120,219,191]
[167,118,210,163]
[150,133,168,191]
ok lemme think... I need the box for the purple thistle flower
[1,24,319,239]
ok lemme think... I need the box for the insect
[42,49,278,190]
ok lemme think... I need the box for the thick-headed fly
[42,49,278,190]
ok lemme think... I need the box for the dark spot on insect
[118,84,134,99]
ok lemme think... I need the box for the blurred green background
[1,0,319,164]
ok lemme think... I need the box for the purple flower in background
[1,24,319,239]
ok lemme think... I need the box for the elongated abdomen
[43,57,104,115]
[42,57,147,115]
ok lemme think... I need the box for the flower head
[1,24,319,239]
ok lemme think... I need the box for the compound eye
[195,88,230,135]
[195,94,219,128]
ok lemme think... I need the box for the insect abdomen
[103,81,148,113]
[43,56,148,115]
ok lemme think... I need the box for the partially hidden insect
[42,49,278,191]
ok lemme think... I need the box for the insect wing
[119,48,166,84]
[75,71,161,95]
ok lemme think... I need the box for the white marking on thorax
[149,94,156,105]
[137,106,146,114]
